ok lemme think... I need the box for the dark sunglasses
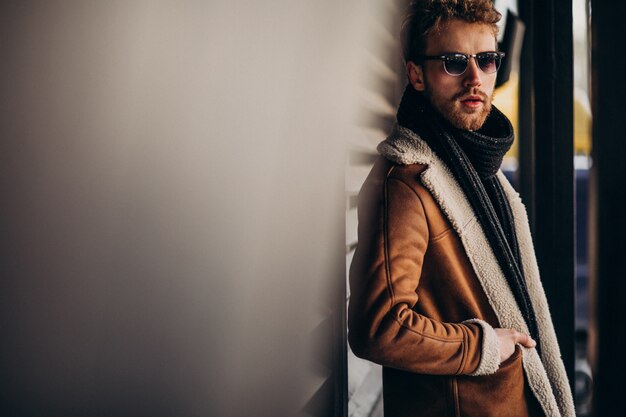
[417,51,505,76]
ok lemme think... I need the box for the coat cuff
[463,319,500,376]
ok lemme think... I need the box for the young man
[347,1,575,416]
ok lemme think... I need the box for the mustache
[452,88,489,101]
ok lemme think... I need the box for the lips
[460,95,483,102]
[459,95,485,109]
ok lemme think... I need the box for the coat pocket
[454,345,530,417]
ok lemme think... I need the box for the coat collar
[377,123,576,417]
[377,123,436,166]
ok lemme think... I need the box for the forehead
[425,19,497,54]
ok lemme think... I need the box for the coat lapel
[498,174,576,417]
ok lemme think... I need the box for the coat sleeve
[348,165,500,376]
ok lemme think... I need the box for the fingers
[514,330,537,348]
[494,328,537,348]
[494,328,536,364]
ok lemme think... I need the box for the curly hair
[401,0,502,63]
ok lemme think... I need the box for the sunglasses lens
[435,53,502,75]
[476,53,501,74]
[443,57,468,75]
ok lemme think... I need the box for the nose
[463,57,482,87]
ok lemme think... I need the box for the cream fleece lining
[463,318,501,376]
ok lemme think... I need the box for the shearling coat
[348,124,576,417]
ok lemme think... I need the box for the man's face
[408,19,498,131]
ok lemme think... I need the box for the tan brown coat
[348,124,575,416]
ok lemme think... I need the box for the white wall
[0,1,371,415]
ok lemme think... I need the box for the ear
[407,61,425,91]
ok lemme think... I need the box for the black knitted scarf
[396,85,541,354]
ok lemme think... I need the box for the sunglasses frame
[417,51,505,76]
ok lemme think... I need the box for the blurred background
[0,1,624,416]
[0,1,354,416]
